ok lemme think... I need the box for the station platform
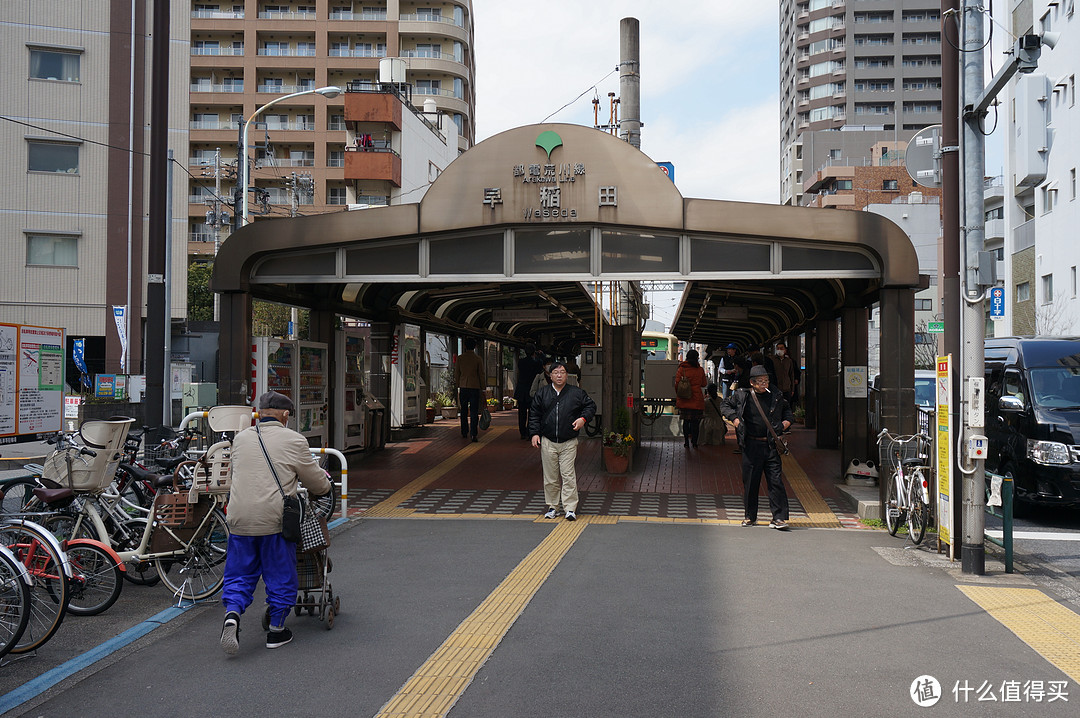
[345,410,866,529]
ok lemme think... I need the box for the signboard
[928,321,945,333]
[843,366,868,398]
[936,355,953,557]
[492,309,550,322]
[95,374,116,399]
[656,162,675,183]
[989,286,1005,321]
[0,323,65,442]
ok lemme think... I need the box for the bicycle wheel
[0,522,69,654]
[1,478,39,514]
[907,477,930,546]
[0,547,31,659]
[40,512,95,542]
[155,508,229,601]
[65,543,123,616]
[884,471,904,536]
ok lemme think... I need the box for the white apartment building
[999,0,1079,335]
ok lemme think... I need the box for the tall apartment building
[998,0,1078,336]
[780,0,944,206]
[0,2,190,378]
[188,0,475,254]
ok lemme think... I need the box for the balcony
[400,13,464,27]
[329,48,387,58]
[191,9,243,19]
[256,120,317,131]
[345,148,402,187]
[257,11,315,20]
[344,91,403,130]
[329,10,387,20]
[192,46,244,56]
[257,48,318,57]
[190,83,244,93]
[256,84,315,94]
[1013,219,1036,252]
[400,49,462,63]
[261,157,316,168]
[190,121,236,130]
[985,218,1005,241]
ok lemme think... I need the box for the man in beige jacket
[453,337,486,442]
[220,391,331,654]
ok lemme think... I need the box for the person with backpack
[674,349,707,448]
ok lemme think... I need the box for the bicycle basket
[43,419,135,492]
[151,492,214,553]
[878,436,927,476]
[189,441,233,499]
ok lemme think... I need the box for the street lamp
[240,85,342,225]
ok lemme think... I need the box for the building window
[883,179,899,190]
[914,298,933,311]
[29,48,81,82]
[27,140,79,173]
[26,233,78,266]
[1042,185,1057,213]
[1042,274,1054,304]
[327,187,347,205]
[327,151,344,168]
[835,179,853,190]
[914,332,934,345]
[1017,282,1031,302]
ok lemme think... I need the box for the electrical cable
[541,67,618,123]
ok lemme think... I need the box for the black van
[984,337,1080,507]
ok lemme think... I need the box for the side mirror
[998,395,1024,413]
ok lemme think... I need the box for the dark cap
[749,365,769,379]
[258,391,294,412]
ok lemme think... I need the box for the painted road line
[986,530,1080,542]
[375,519,589,718]
[0,604,194,715]
[958,586,1080,684]
[363,427,511,518]
[781,453,841,528]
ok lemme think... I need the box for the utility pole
[204,148,232,321]
[145,0,169,426]
[619,17,641,149]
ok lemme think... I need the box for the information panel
[0,323,65,443]
[936,355,953,557]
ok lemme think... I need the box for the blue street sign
[989,287,1005,320]
[656,162,675,183]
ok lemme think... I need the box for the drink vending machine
[335,327,373,451]
[390,323,422,428]
[252,337,329,447]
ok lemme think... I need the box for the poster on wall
[0,323,65,442]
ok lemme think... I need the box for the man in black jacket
[515,343,544,439]
[721,365,794,530]
[529,362,596,521]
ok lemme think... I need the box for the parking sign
[989,287,1005,321]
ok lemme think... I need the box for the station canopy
[212,123,919,353]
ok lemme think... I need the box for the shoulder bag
[675,370,692,400]
[479,407,492,431]
[748,390,790,456]
[255,422,304,543]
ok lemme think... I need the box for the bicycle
[0,518,71,653]
[876,429,934,545]
[0,543,32,659]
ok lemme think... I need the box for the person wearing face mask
[773,343,796,407]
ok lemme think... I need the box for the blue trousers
[222,533,297,628]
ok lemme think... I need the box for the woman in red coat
[674,349,707,448]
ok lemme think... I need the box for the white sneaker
[544,507,557,519]
[220,612,240,655]
[565,510,577,521]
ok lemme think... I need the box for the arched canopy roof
[212,123,919,350]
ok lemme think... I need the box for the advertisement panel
[0,323,65,442]
[936,355,953,557]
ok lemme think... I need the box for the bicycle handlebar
[79,447,97,458]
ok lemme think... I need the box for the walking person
[454,337,486,442]
[674,349,707,448]
[220,391,332,654]
[529,362,596,521]
[773,342,797,406]
[718,343,741,399]
[721,365,794,530]
[515,343,544,440]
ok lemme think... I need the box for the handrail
[310,447,349,520]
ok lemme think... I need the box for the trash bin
[364,397,386,450]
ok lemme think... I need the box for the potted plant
[425,398,436,423]
[435,391,458,419]
[502,395,516,411]
[602,406,634,473]
[486,397,499,412]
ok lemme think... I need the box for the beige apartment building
[187,0,476,254]
[0,2,190,378]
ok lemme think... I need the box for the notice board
[0,323,65,443]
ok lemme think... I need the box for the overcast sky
[472,0,782,204]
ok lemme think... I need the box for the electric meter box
[643,360,680,401]
[182,383,218,414]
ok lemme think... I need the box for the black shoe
[684,440,690,448]
[266,626,293,649]
[221,611,240,655]
[472,436,478,442]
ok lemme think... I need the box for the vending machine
[252,337,328,446]
[390,323,422,428]
[297,341,329,447]
[335,327,369,450]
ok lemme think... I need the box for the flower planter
[603,447,629,474]
[440,406,459,420]
[426,406,436,423]
[502,402,515,412]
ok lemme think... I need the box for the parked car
[984,336,1080,507]
[868,370,937,437]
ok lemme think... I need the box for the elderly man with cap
[721,365,794,530]
[219,391,331,654]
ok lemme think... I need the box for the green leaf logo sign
[535,130,563,160]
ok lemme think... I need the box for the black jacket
[720,386,793,447]
[528,383,596,443]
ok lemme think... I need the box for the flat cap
[258,390,294,412]
[749,365,769,378]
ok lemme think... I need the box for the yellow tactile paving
[958,586,1080,683]
[375,520,588,718]
[782,453,842,528]
[363,427,511,517]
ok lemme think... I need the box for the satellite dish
[905,125,943,189]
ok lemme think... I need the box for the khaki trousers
[540,436,580,512]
